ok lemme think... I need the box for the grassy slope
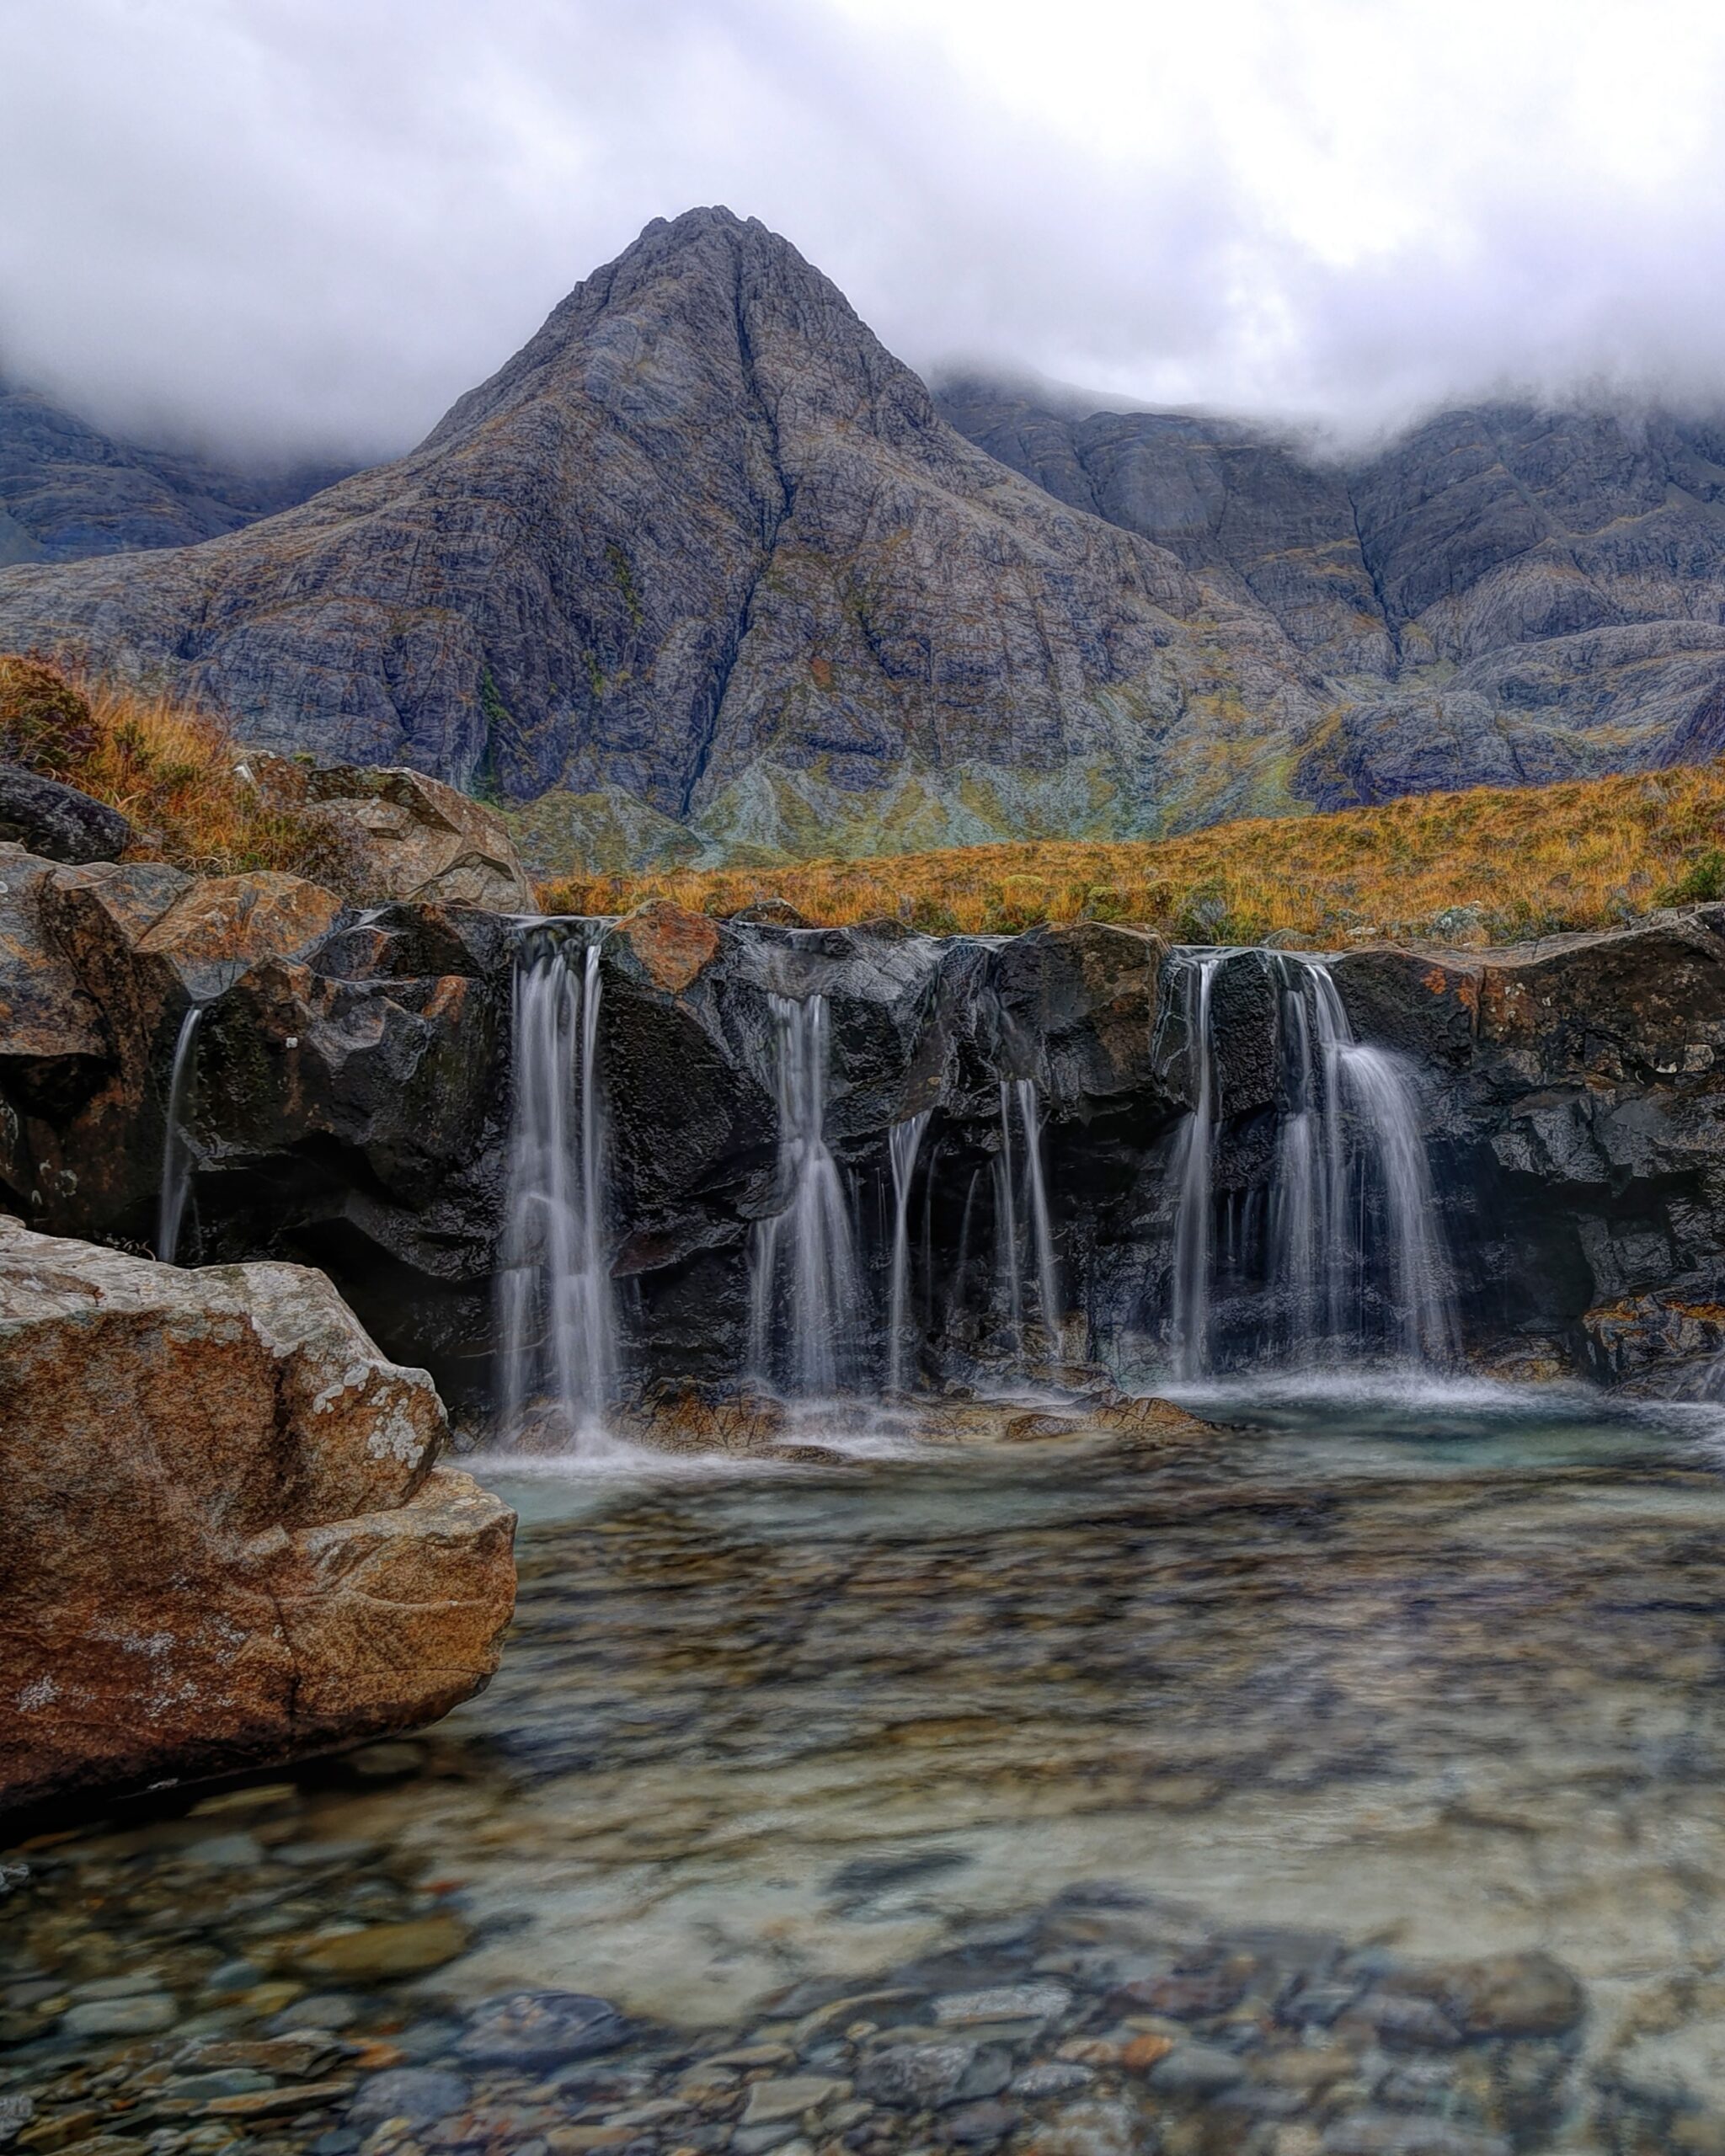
[1,658,350,883]
[542,762,1725,944]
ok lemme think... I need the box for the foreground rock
[0,1221,515,1817]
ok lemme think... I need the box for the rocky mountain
[0,379,350,564]
[937,379,1725,808]
[0,211,1338,867]
[3,210,1725,868]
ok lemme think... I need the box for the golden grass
[542,762,1725,946]
[3,658,353,884]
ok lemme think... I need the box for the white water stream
[499,937,621,1451]
[155,1004,204,1264]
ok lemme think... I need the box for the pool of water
[6,1380,1725,2155]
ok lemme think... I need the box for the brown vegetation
[0,656,353,883]
[541,762,1725,946]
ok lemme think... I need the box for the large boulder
[249,756,536,912]
[0,762,134,864]
[0,1220,516,1817]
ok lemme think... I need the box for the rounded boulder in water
[456,1990,627,2066]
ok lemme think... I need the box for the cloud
[6,0,1725,460]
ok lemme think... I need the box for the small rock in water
[457,1992,628,2067]
[739,2077,849,2127]
[203,1961,264,1995]
[69,1969,165,2001]
[946,2099,1020,2146]
[348,2069,472,2126]
[269,1995,361,2033]
[274,1915,468,1982]
[1354,1991,1463,2047]
[1319,2114,1512,2156]
[1437,1952,1583,2036]
[932,1983,1071,2027]
[179,1833,265,1869]
[1012,2062,1096,2097]
[1024,2099,1141,2156]
[61,1993,177,2037]
[1146,2040,1246,2095]
[856,2041,1010,2110]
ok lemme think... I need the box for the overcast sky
[7,0,1725,462]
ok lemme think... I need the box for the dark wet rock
[456,1993,628,2068]
[0,766,133,865]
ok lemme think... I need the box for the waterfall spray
[885,1109,932,1393]
[499,936,620,1450]
[156,1005,204,1264]
[996,1081,1023,1347]
[749,994,865,1396]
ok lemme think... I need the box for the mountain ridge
[0,379,351,565]
[2,208,1725,869]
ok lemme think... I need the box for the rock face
[8,841,1725,1401]
[0,1219,516,1816]
[939,378,1725,811]
[0,378,351,565]
[248,756,536,912]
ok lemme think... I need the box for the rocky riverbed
[5,1384,1724,2156]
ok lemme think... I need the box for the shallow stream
[7,1380,1725,2155]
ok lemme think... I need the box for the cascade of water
[1269,960,1351,1351]
[1171,948,1456,1374]
[1338,1038,1460,1364]
[996,1081,1023,1345]
[156,1005,204,1263]
[749,994,864,1396]
[885,1109,932,1393]
[499,937,619,1449]
[1013,1077,1060,1364]
[1169,956,1221,1380]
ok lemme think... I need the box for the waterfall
[156,1005,203,1263]
[1014,1078,1060,1365]
[996,1081,1023,1345]
[991,1079,1061,1371]
[885,1109,932,1394]
[499,937,619,1449]
[1169,950,1456,1373]
[749,994,864,1396]
[1338,1039,1459,1364]
[1169,956,1220,1380]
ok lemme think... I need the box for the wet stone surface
[6,1388,1725,2156]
